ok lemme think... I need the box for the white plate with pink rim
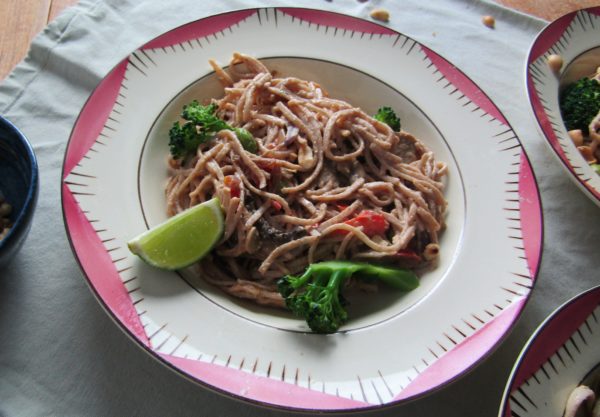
[498,285,600,417]
[61,7,542,412]
[526,6,600,206]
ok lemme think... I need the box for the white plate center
[138,57,465,332]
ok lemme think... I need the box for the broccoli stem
[278,266,312,297]
[169,101,257,159]
[355,263,419,291]
[302,261,419,290]
[277,260,419,333]
[326,269,349,292]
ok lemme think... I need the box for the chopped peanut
[568,130,584,147]
[370,8,390,23]
[0,197,12,241]
[547,54,563,73]
[578,145,597,163]
[482,15,495,28]
[423,243,440,261]
[0,202,11,217]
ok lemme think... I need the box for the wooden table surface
[0,0,598,81]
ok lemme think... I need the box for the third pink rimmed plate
[62,8,542,412]
[499,285,600,417]
[526,7,600,206]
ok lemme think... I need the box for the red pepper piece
[394,249,422,263]
[255,159,279,173]
[223,175,240,198]
[271,200,283,211]
[256,160,282,191]
[334,210,389,237]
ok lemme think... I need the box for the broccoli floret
[168,100,257,159]
[169,121,203,160]
[560,77,600,134]
[277,260,419,333]
[374,106,401,132]
[182,102,229,132]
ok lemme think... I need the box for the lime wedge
[127,198,223,270]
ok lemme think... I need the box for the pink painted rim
[394,153,542,401]
[62,7,543,411]
[499,285,600,417]
[526,6,600,204]
[278,8,396,35]
[422,46,508,125]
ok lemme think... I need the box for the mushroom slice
[297,137,315,170]
[593,399,600,417]
[284,124,299,146]
[588,110,600,144]
[564,385,596,417]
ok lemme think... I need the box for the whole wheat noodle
[166,53,448,308]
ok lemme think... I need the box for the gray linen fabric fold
[0,1,597,416]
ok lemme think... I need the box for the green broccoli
[277,260,419,333]
[560,77,600,134]
[169,121,203,160]
[233,126,258,154]
[374,106,401,132]
[169,101,257,159]
[592,163,600,175]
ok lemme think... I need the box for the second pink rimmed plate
[62,8,542,411]
[499,286,600,417]
[526,7,600,206]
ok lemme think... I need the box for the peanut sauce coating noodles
[165,53,448,311]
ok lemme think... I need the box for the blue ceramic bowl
[0,116,38,269]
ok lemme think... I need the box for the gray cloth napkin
[1,1,598,416]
